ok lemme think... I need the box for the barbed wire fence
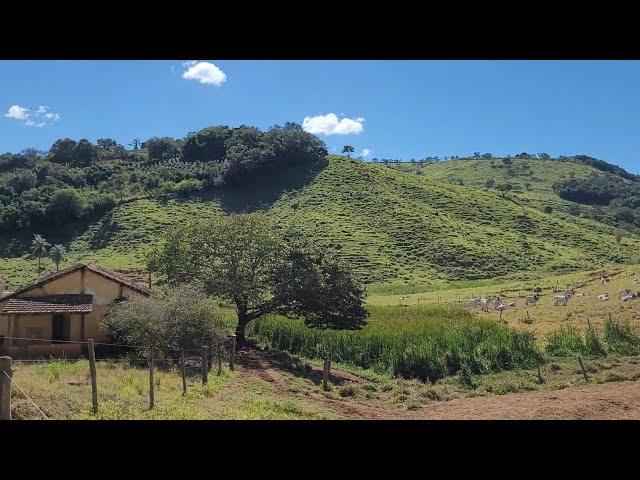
[0,334,237,420]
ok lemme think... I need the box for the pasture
[367,265,640,340]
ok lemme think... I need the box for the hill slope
[1,156,638,289]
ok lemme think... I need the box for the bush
[604,319,640,355]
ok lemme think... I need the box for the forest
[0,123,327,233]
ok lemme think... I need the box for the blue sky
[1,60,640,172]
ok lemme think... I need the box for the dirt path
[405,380,640,420]
[230,348,640,420]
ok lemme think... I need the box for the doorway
[52,313,71,342]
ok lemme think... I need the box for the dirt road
[234,348,640,420]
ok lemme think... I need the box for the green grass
[2,155,638,290]
[546,320,640,357]
[249,305,542,382]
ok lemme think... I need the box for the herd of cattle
[468,277,640,316]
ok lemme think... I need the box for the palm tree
[30,234,51,272]
[342,145,354,158]
[49,244,67,271]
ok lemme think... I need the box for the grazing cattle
[468,298,481,308]
[576,293,585,298]
[508,301,516,307]
[525,295,538,306]
[601,277,606,285]
[554,295,568,306]
[564,288,574,297]
[496,303,506,319]
[633,279,640,285]
[598,293,610,301]
[619,288,632,299]
[480,298,490,312]
[493,296,502,306]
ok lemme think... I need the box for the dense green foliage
[546,320,640,357]
[102,283,226,357]
[0,123,325,233]
[148,213,368,346]
[249,306,542,381]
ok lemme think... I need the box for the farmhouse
[0,263,151,357]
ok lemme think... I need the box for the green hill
[1,155,638,290]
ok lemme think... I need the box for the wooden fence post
[148,350,155,409]
[88,339,98,415]
[201,347,208,385]
[229,335,236,371]
[323,355,331,391]
[180,349,187,395]
[217,342,222,376]
[578,356,589,382]
[0,356,12,420]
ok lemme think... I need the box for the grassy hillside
[1,155,638,290]
[389,156,635,216]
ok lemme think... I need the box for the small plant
[338,385,358,397]
[604,319,640,355]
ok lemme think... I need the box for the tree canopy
[147,213,368,347]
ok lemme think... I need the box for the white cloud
[182,61,227,86]
[302,113,365,136]
[4,104,61,126]
[5,105,29,120]
[362,148,371,157]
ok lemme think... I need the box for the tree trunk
[235,315,249,349]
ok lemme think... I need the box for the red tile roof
[2,263,151,302]
[0,294,94,315]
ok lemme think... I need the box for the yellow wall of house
[0,267,146,343]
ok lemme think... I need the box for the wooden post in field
[180,349,187,395]
[0,356,12,420]
[217,342,222,376]
[537,362,544,384]
[229,335,236,371]
[201,347,208,385]
[323,354,331,391]
[149,348,156,410]
[578,356,589,382]
[148,350,155,409]
[88,339,98,414]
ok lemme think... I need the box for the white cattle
[480,298,490,312]
[576,293,585,298]
[468,298,481,308]
[554,295,568,306]
[508,301,516,307]
[619,289,632,299]
[598,293,610,301]
[525,295,538,306]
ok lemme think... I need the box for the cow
[619,288,632,300]
[493,296,502,307]
[576,293,585,298]
[480,298,490,312]
[564,288,575,298]
[508,301,516,307]
[598,293,610,301]
[525,295,538,306]
[633,279,640,285]
[554,295,568,306]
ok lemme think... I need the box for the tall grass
[546,320,640,357]
[249,306,542,382]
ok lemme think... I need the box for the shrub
[604,319,640,355]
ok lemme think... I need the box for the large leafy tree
[181,126,232,163]
[144,137,180,162]
[342,145,355,157]
[148,213,368,347]
[30,234,51,272]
